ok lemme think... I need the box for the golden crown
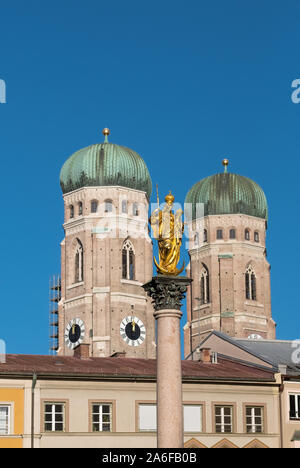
[165,191,175,204]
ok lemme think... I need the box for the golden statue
[150,189,185,276]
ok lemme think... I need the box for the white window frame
[246,406,264,433]
[0,405,11,435]
[92,403,112,432]
[215,405,233,433]
[289,394,300,420]
[44,402,65,432]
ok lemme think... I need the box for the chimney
[74,343,90,359]
[200,347,211,363]
[111,351,126,358]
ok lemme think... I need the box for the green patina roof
[185,172,268,221]
[60,142,152,199]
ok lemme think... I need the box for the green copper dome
[185,169,268,221]
[60,132,152,199]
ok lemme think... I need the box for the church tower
[184,160,276,357]
[57,129,156,358]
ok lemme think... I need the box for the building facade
[0,352,282,449]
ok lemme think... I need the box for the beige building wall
[184,214,276,356]
[58,186,156,359]
[281,381,300,448]
[17,377,282,448]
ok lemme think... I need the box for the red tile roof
[0,354,275,382]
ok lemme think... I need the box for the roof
[194,330,300,377]
[235,338,300,376]
[0,354,275,382]
[185,172,268,221]
[60,142,152,199]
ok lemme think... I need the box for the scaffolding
[49,275,61,355]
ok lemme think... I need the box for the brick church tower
[57,129,156,358]
[184,160,276,357]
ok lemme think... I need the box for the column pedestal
[143,276,192,448]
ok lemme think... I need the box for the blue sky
[0,0,300,355]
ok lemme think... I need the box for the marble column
[143,276,192,448]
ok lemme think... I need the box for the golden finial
[102,128,110,143]
[222,158,229,173]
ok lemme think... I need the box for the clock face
[65,318,85,349]
[120,316,146,347]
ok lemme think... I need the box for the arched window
[245,266,256,301]
[122,239,135,280]
[254,231,259,242]
[78,202,83,216]
[245,229,250,241]
[133,203,139,216]
[74,240,84,283]
[122,200,128,214]
[105,199,113,213]
[217,229,223,240]
[194,232,199,246]
[91,200,98,213]
[200,265,210,305]
[229,229,236,239]
[203,229,208,243]
[70,205,74,219]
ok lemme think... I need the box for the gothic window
[91,200,98,213]
[122,239,135,280]
[217,229,223,240]
[70,205,74,219]
[194,232,199,246]
[133,203,139,216]
[105,199,113,213]
[200,265,210,305]
[203,229,208,243]
[245,266,256,301]
[245,229,250,241]
[122,200,128,214]
[254,231,259,242]
[75,240,84,283]
[78,202,83,216]
[229,229,236,239]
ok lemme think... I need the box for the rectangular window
[184,405,202,432]
[229,229,236,239]
[290,394,300,420]
[215,406,233,433]
[92,404,112,432]
[246,406,264,433]
[216,229,223,239]
[44,403,65,432]
[0,406,10,435]
[139,404,157,432]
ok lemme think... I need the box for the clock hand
[132,320,136,332]
[72,323,75,335]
